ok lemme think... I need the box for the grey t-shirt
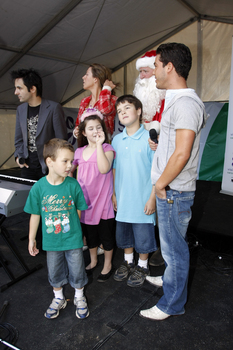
[151,89,207,191]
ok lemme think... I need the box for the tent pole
[124,66,127,95]
[0,152,15,169]
[196,20,203,98]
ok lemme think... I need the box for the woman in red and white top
[73,64,118,138]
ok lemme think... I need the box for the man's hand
[155,182,167,200]
[16,157,29,168]
[148,138,158,151]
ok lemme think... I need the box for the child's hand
[73,126,79,138]
[28,240,39,256]
[112,193,117,211]
[144,197,156,215]
[96,130,105,145]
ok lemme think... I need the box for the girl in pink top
[70,108,116,282]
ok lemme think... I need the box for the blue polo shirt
[112,125,155,224]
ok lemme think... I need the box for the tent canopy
[1,0,233,109]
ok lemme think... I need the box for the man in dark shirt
[11,68,67,180]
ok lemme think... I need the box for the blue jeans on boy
[116,222,157,254]
[156,189,195,315]
[47,249,88,289]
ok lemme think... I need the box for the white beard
[133,76,166,122]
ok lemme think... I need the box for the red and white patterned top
[75,88,118,135]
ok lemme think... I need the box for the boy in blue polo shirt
[112,95,157,287]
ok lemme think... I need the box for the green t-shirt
[24,176,88,251]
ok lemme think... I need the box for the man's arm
[14,108,29,168]
[53,103,68,140]
[155,129,195,199]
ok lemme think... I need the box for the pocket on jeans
[177,196,194,226]
[156,195,167,203]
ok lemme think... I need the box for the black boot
[149,248,164,266]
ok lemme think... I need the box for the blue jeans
[156,189,195,315]
[47,249,88,289]
[116,221,157,254]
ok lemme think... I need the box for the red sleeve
[75,91,118,135]
[97,91,117,135]
[97,89,117,116]
[152,99,165,123]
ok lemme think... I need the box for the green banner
[199,103,228,181]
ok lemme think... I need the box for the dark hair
[43,138,74,163]
[156,43,192,80]
[78,115,109,148]
[89,63,119,94]
[115,94,143,124]
[11,68,43,97]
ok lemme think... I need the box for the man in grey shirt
[140,43,208,321]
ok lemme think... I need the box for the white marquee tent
[0,0,233,169]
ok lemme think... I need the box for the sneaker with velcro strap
[127,265,150,287]
[44,297,67,319]
[114,261,135,282]
[74,296,89,319]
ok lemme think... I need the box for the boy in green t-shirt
[24,138,89,319]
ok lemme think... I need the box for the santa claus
[133,50,166,131]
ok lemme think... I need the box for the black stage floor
[0,172,233,350]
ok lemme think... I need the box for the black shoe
[149,248,165,267]
[97,268,114,282]
[86,262,98,275]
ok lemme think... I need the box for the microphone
[149,121,160,144]
[149,129,158,144]
[18,157,25,165]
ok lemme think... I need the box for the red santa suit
[133,50,165,130]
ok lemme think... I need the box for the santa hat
[136,50,156,71]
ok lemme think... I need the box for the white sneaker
[140,305,170,321]
[74,296,89,319]
[97,246,104,255]
[44,298,67,319]
[146,275,163,287]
